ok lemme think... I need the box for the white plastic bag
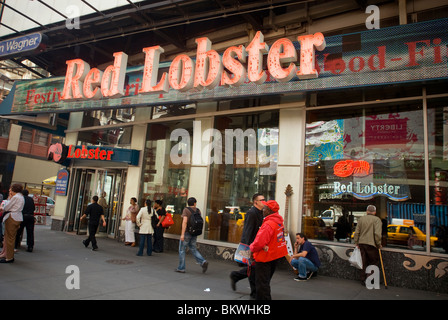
[349,247,363,269]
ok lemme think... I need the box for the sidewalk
[1,222,447,300]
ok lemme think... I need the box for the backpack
[186,207,203,236]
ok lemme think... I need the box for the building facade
[1,0,447,293]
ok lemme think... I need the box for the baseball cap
[261,200,280,213]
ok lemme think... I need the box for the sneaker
[82,240,88,248]
[175,269,185,273]
[307,271,314,280]
[202,261,209,273]
[294,276,308,282]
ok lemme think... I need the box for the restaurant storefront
[1,18,447,292]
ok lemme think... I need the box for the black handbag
[151,209,159,229]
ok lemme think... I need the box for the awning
[42,176,57,185]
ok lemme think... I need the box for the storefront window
[20,127,33,142]
[82,108,136,127]
[303,101,431,252]
[427,97,448,255]
[140,121,193,235]
[205,111,279,243]
[34,131,49,146]
[0,118,10,137]
[78,108,135,147]
[151,104,196,119]
[78,126,133,148]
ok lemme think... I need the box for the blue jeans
[177,233,206,271]
[291,257,319,278]
[137,234,152,256]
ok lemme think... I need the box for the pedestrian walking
[353,204,382,285]
[135,199,154,256]
[0,184,24,263]
[15,189,36,252]
[153,200,166,253]
[175,197,208,273]
[229,193,264,298]
[122,197,139,246]
[250,200,288,300]
[81,196,106,251]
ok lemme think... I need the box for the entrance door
[68,168,126,238]
[96,169,126,237]
[74,169,95,235]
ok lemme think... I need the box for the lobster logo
[47,143,69,164]
[334,160,370,177]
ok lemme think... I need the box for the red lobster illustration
[333,160,370,177]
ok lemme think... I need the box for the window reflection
[140,121,192,235]
[206,112,279,243]
[78,127,132,148]
[303,101,444,253]
[428,99,448,254]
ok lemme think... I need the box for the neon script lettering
[61,31,326,101]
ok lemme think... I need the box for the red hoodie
[250,212,288,263]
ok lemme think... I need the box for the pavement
[1,221,448,301]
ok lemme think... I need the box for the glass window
[140,121,193,235]
[81,108,136,128]
[427,97,448,254]
[78,127,133,148]
[205,111,279,243]
[151,104,196,119]
[303,101,428,252]
[34,131,49,146]
[0,118,10,137]
[20,127,33,143]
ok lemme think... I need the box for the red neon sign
[68,145,114,161]
[61,31,326,101]
[333,160,370,177]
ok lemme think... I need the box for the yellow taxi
[207,207,246,227]
[387,219,437,247]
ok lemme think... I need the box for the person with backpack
[175,197,208,274]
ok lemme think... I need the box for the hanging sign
[55,169,69,196]
[0,32,43,58]
[47,143,140,165]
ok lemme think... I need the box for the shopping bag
[349,247,363,269]
[161,213,174,228]
[234,243,255,266]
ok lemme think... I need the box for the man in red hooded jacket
[250,200,288,300]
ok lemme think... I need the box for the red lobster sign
[333,160,370,177]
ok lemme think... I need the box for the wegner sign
[0,32,42,58]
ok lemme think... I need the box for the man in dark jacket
[229,193,265,299]
[15,190,36,252]
[81,196,106,251]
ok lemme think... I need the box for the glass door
[75,169,95,235]
[96,169,126,237]
[68,168,126,238]
[107,170,126,237]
